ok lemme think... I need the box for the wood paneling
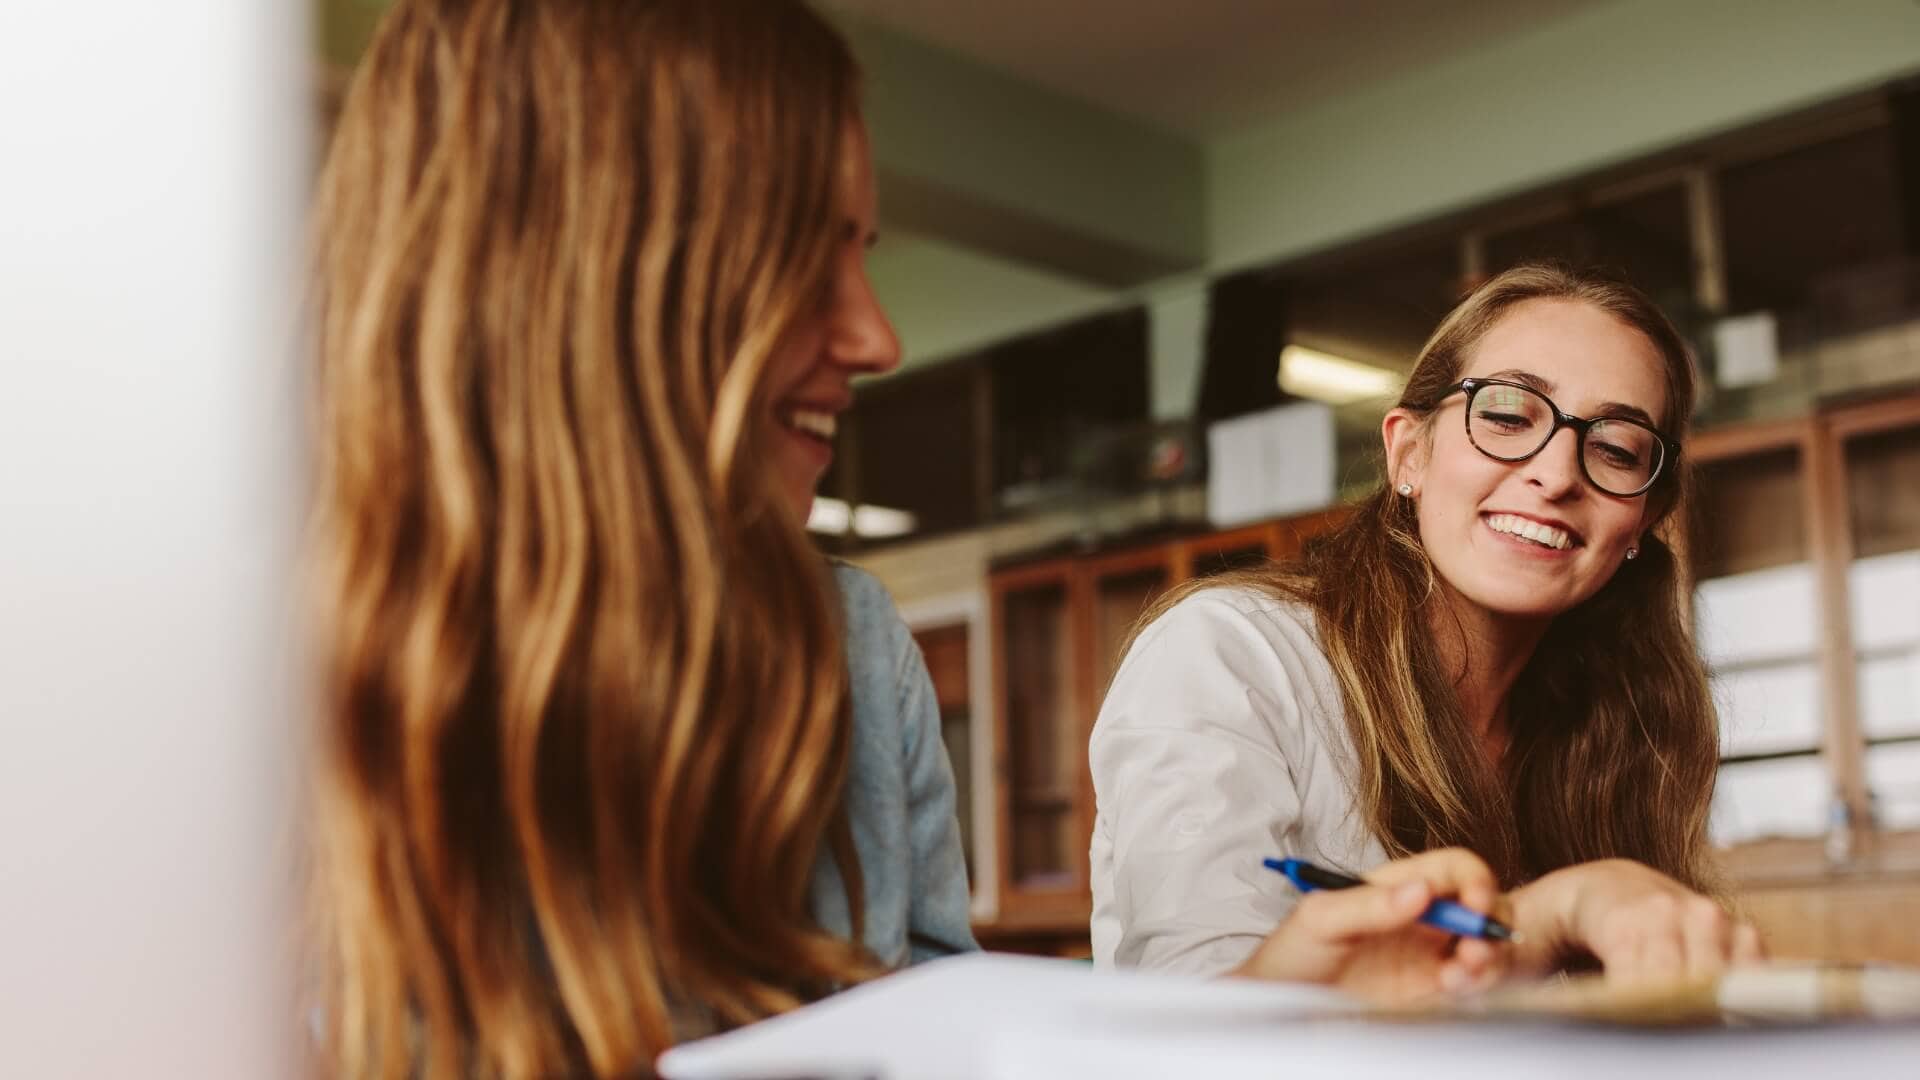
[1740,877,1920,964]
[914,624,971,714]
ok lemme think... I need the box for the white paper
[1206,400,1335,527]
[655,952,1348,1080]
[1713,312,1781,389]
[983,1008,1920,1080]
[660,953,1920,1080]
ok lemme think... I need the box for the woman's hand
[1230,848,1510,1004]
[1506,858,1764,984]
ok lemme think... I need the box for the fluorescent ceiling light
[1277,345,1402,404]
[808,497,918,540]
[808,497,852,534]
[851,504,917,539]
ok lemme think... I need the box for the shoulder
[830,559,899,627]
[828,559,926,736]
[1125,585,1325,675]
[1096,583,1343,751]
[830,560,913,663]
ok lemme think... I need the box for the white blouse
[1089,586,1389,975]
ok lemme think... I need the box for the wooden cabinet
[992,565,1085,921]
[971,387,1919,956]
[1690,391,1920,953]
[980,507,1348,944]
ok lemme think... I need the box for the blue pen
[1263,857,1517,942]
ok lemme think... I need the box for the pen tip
[1480,922,1519,943]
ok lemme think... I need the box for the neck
[1428,584,1550,760]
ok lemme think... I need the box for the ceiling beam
[836,15,1206,288]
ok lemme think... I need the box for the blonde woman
[1091,265,1762,1000]
[307,1,972,1075]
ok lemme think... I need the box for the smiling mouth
[1483,513,1577,551]
[780,406,837,443]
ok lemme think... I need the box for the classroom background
[320,0,1920,962]
[5,2,1920,1076]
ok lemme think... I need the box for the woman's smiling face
[1386,297,1670,623]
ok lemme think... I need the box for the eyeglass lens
[1466,382,1661,495]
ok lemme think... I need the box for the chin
[1458,581,1575,621]
[780,475,822,521]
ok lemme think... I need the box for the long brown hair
[306,1,875,1075]
[1137,264,1717,892]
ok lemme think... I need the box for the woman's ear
[1382,408,1428,496]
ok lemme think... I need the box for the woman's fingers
[1632,924,1687,984]
[1732,921,1766,964]
[1452,936,1498,974]
[1598,893,1751,984]
[1443,935,1507,992]
[1680,897,1734,980]
[1362,847,1501,918]
[1293,880,1433,943]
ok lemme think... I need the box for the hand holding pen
[1227,847,1513,1003]
[1265,857,1519,942]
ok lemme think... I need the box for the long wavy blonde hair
[1137,264,1718,893]
[306,1,876,1075]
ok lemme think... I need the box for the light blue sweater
[808,563,979,966]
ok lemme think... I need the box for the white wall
[0,2,302,1075]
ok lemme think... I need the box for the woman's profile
[305,2,972,1075]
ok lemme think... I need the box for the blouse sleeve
[1089,591,1323,976]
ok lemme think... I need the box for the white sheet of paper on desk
[660,954,1920,1080]
[983,1006,1920,1080]
[1206,400,1335,527]
[654,952,1348,1080]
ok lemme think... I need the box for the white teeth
[785,408,836,440]
[1486,513,1571,551]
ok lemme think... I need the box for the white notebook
[656,954,1920,1080]
[654,952,1347,1080]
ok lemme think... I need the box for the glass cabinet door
[912,623,976,885]
[1088,556,1172,708]
[997,574,1080,895]
[1691,443,1830,846]
[1841,415,1920,832]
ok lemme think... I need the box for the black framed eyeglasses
[1442,378,1677,498]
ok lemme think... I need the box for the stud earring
[1625,547,1639,560]
[1396,483,1413,496]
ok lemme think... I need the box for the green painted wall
[868,230,1119,372]
[311,0,1920,375]
[839,16,1206,272]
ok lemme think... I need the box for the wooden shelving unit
[1690,390,1920,962]
[966,391,1920,958]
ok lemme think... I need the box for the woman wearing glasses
[1090,264,1761,1001]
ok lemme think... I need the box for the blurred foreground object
[0,1,304,1076]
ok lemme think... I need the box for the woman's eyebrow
[1485,368,1658,426]
[1595,400,1658,427]
[1485,368,1554,394]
